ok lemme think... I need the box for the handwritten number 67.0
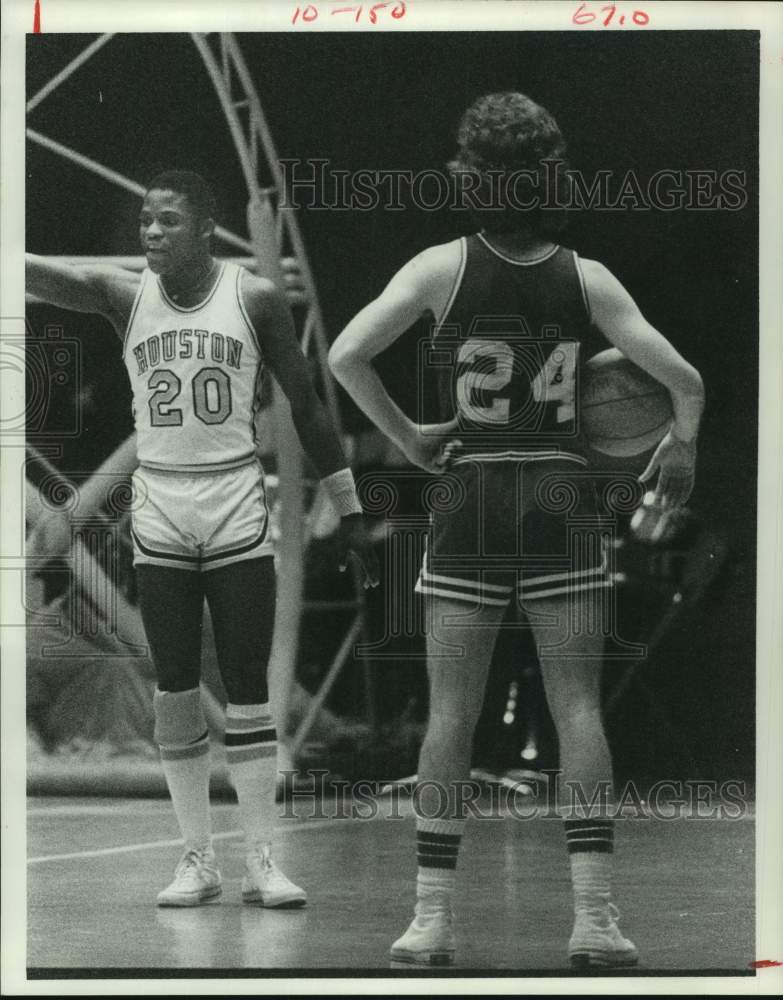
[572,4,650,26]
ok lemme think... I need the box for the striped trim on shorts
[415,551,612,607]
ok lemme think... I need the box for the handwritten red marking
[370,1,390,22]
[292,4,318,23]
[749,960,783,969]
[572,2,649,26]
[572,3,595,23]
[373,1,406,19]
[331,5,363,21]
[292,1,405,24]
[33,0,41,32]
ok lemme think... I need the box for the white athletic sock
[565,817,614,916]
[225,702,278,853]
[276,738,297,791]
[160,755,213,852]
[415,816,464,907]
[569,854,612,918]
[154,688,212,852]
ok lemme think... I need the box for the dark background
[26,31,758,784]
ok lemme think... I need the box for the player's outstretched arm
[582,258,705,507]
[25,254,138,336]
[241,272,379,587]
[329,246,462,474]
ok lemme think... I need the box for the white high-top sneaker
[568,902,639,969]
[390,892,455,966]
[242,844,307,908]
[156,846,222,907]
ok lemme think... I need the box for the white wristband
[321,468,362,517]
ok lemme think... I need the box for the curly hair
[145,170,218,224]
[449,92,569,236]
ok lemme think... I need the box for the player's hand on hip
[337,513,380,589]
[638,428,696,509]
[403,417,462,474]
[280,256,309,307]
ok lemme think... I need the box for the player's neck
[161,255,219,305]
[480,229,557,261]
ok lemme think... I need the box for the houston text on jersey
[132,329,244,376]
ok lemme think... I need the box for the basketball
[581,348,672,456]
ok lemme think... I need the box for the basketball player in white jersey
[26,170,378,909]
[330,94,704,967]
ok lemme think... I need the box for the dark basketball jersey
[431,233,608,459]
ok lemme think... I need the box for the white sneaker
[568,902,639,969]
[390,897,455,966]
[242,844,307,908]
[156,847,222,907]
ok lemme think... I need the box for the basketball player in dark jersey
[26,171,378,909]
[330,93,703,967]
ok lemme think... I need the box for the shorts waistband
[451,450,587,466]
[138,453,258,475]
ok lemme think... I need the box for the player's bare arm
[241,271,379,586]
[581,258,705,508]
[329,242,463,473]
[241,271,351,475]
[25,253,139,338]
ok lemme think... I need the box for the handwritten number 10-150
[292,3,406,23]
[573,4,650,26]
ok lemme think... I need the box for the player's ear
[199,216,216,240]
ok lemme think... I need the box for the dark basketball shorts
[415,454,613,608]
[131,460,274,572]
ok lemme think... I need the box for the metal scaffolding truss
[26,32,336,403]
[26,33,368,755]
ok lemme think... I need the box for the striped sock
[154,688,212,852]
[415,816,465,901]
[225,703,278,852]
[564,816,614,855]
[564,817,614,916]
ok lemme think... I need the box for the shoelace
[262,857,293,890]
[175,848,213,880]
[176,850,200,873]
[247,847,284,883]
[608,902,622,924]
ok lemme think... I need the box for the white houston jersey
[123,262,264,471]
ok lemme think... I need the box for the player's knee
[217,662,269,706]
[147,656,201,694]
[551,698,604,735]
[155,670,201,694]
[426,703,480,745]
[153,686,209,755]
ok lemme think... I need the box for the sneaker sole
[389,947,455,967]
[242,891,307,909]
[157,886,223,908]
[569,951,639,970]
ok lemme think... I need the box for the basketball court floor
[26,793,755,978]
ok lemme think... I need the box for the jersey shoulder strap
[122,268,150,357]
[229,262,265,357]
